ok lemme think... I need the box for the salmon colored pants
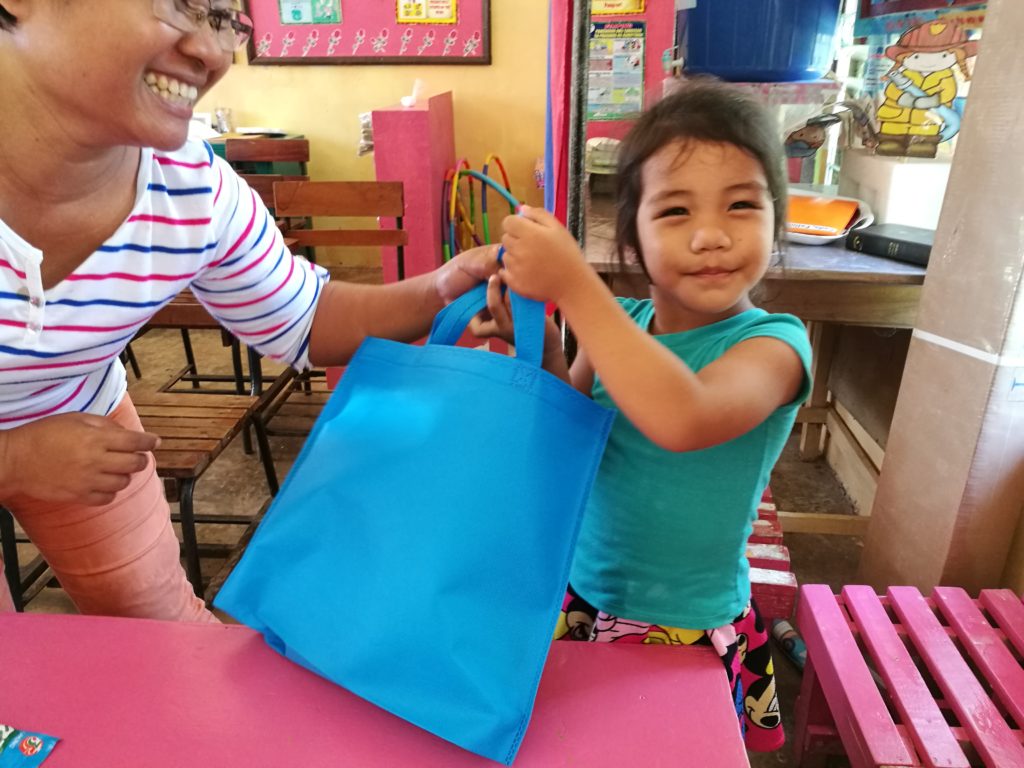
[0,396,215,622]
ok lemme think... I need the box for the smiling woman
[0,0,498,622]
[151,0,254,53]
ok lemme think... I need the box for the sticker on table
[0,724,59,767]
[1011,368,1024,402]
[279,0,342,25]
[397,0,458,24]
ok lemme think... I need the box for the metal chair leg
[180,329,199,389]
[176,479,203,597]
[0,506,23,612]
[121,344,143,379]
[251,415,279,497]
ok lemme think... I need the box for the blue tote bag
[215,285,614,765]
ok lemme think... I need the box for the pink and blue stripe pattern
[0,139,328,427]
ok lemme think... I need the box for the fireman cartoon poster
[859,6,984,158]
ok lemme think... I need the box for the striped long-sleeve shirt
[0,139,329,428]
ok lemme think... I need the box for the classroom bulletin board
[245,1,491,64]
[859,0,979,16]
[854,1,985,40]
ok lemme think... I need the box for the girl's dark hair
[614,78,787,272]
[0,7,14,31]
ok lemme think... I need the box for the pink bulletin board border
[244,0,491,65]
[858,0,979,18]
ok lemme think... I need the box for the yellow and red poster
[397,0,458,24]
[592,0,645,14]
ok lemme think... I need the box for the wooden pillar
[858,0,1024,592]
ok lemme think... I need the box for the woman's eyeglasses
[152,0,254,52]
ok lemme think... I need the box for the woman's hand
[433,243,501,305]
[500,206,590,305]
[0,413,160,506]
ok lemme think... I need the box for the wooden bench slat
[135,406,251,419]
[842,585,970,768]
[745,543,790,571]
[274,180,403,217]
[933,587,1024,731]
[133,392,256,406]
[134,396,254,410]
[139,421,246,434]
[152,438,225,452]
[272,403,325,418]
[284,229,409,248]
[750,567,797,620]
[152,451,213,477]
[888,586,1024,768]
[980,589,1024,659]
[748,517,783,544]
[797,585,916,767]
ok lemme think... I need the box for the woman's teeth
[144,72,199,106]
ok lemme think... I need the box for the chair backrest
[274,180,408,280]
[238,174,309,211]
[273,181,408,248]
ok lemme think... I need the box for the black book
[845,223,934,266]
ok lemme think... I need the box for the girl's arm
[559,268,803,450]
[568,344,595,396]
[501,208,804,452]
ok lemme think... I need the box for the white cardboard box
[838,148,952,230]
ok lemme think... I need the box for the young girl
[478,80,812,751]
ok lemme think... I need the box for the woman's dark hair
[614,78,787,273]
[0,7,15,31]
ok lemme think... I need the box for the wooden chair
[794,583,1024,767]
[273,179,407,279]
[0,392,282,604]
[259,180,409,436]
[0,506,51,611]
[132,390,280,596]
[238,173,308,211]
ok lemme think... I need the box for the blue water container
[680,0,842,82]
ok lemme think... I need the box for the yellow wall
[199,2,548,211]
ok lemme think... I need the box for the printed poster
[397,0,458,24]
[588,21,645,121]
[279,0,342,25]
[592,0,645,13]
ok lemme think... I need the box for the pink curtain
[544,1,573,225]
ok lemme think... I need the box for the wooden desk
[759,245,925,492]
[586,243,925,328]
[588,238,927,535]
[0,613,749,767]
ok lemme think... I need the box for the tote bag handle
[427,282,546,368]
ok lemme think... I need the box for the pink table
[0,613,749,767]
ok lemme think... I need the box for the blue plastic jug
[680,0,842,82]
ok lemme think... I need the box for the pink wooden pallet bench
[0,613,749,767]
[749,487,798,620]
[794,583,1024,767]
